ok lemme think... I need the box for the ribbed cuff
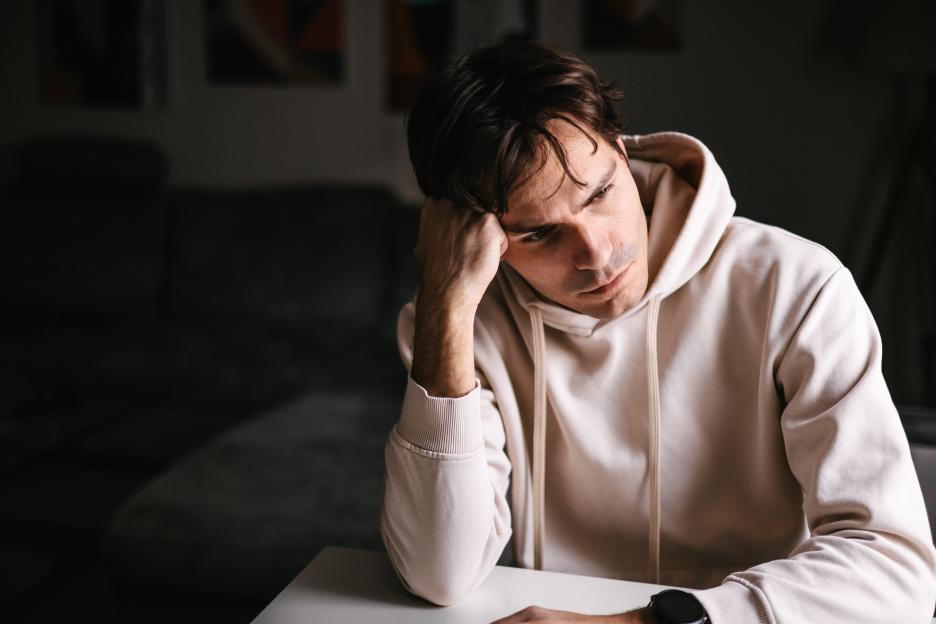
[694,578,771,624]
[395,375,483,454]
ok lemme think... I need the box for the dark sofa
[0,138,425,614]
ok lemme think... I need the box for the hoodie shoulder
[718,216,844,285]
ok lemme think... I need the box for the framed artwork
[38,0,167,109]
[583,0,684,51]
[204,0,344,84]
[384,0,537,112]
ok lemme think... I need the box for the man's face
[499,119,649,320]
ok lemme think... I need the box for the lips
[582,261,633,295]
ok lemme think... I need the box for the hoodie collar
[498,131,737,338]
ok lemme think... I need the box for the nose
[570,222,612,271]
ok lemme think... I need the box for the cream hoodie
[380,131,936,622]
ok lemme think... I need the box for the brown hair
[406,40,628,216]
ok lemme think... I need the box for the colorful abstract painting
[38,0,167,109]
[385,0,537,111]
[205,0,344,84]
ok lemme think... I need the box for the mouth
[581,261,633,296]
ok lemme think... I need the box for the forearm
[411,296,477,397]
[382,419,511,606]
[610,606,656,623]
[383,342,513,606]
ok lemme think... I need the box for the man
[379,40,936,623]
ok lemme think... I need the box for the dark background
[1,1,934,622]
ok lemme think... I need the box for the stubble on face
[566,240,638,294]
[500,121,650,320]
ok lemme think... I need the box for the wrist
[414,289,478,346]
[418,283,480,316]
[416,264,492,309]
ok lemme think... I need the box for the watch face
[653,589,706,623]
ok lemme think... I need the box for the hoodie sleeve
[379,302,513,606]
[694,266,936,623]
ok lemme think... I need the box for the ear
[615,136,630,165]
[617,135,630,169]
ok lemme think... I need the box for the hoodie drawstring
[646,293,663,583]
[528,294,663,580]
[530,306,547,571]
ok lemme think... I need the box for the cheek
[502,245,525,269]
[504,247,567,287]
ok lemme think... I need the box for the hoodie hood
[497,131,737,338]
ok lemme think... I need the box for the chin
[578,280,646,320]
[585,298,634,320]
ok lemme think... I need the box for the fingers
[414,197,505,305]
[489,605,554,623]
[480,212,509,258]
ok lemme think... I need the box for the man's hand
[410,197,508,397]
[414,196,507,311]
[489,605,656,623]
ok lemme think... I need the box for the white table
[251,546,682,623]
[251,546,936,623]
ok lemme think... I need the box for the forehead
[505,118,618,219]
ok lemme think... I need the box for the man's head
[407,40,650,319]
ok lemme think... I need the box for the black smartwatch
[648,589,709,624]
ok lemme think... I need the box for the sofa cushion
[0,192,167,320]
[104,390,400,599]
[0,316,380,476]
[167,186,403,335]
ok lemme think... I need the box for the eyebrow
[502,160,618,235]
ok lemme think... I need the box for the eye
[591,183,615,203]
[522,226,554,243]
